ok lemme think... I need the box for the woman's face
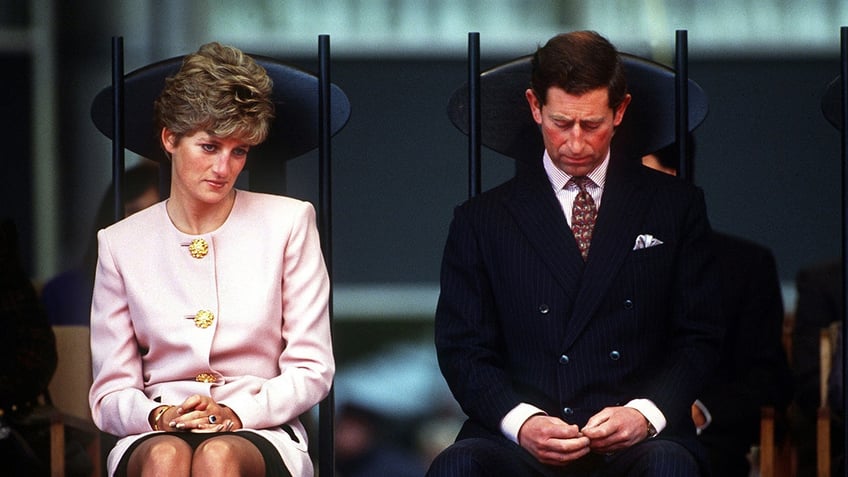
[162,129,250,207]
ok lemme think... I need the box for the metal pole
[111,36,125,221]
[839,24,848,477]
[674,30,691,183]
[317,33,335,477]
[468,32,481,198]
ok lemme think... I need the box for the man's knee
[427,439,487,476]
[427,438,529,477]
[615,440,700,477]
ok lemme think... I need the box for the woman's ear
[161,128,176,154]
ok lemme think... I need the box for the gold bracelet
[151,405,171,431]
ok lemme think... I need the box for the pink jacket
[89,190,334,476]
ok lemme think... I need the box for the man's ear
[612,93,632,127]
[525,88,543,125]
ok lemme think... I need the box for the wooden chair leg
[49,414,65,477]
[817,327,834,477]
[760,406,776,477]
[88,431,103,477]
[816,407,831,477]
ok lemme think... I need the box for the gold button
[195,373,217,383]
[188,238,208,259]
[194,310,215,328]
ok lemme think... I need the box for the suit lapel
[502,157,655,349]
[563,157,653,349]
[504,163,584,303]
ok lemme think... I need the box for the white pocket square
[633,234,664,250]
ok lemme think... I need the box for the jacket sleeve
[89,228,159,436]
[219,202,335,428]
[434,205,523,432]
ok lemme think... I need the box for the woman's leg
[191,435,266,477]
[126,435,193,477]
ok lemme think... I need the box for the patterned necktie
[571,176,597,261]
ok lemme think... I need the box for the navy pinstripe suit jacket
[434,152,724,463]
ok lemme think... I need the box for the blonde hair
[154,42,274,147]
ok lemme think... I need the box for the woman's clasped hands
[152,394,241,433]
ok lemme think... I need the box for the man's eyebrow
[548,113,605,123]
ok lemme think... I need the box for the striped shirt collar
[542,149,610,192]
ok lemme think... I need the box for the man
[644,145,793,477]
[427,31,723,476]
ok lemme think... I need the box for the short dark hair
[530,31,628,111]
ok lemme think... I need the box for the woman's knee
[192,436,265,476]
[127,436,192,476]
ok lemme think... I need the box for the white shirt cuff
[625,398,667,436]
[500,403,547,444]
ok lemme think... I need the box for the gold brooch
[195,373,217,383]
[194,310,215,328]
[188,238,208,259]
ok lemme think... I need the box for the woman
[88,42,335,477]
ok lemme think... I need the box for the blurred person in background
[643,141,793,477]
[335,402,426,477]
[0,218,59,476]
[41,161,160,327]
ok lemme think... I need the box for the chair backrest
[446,51,709,165]
[90,53,351,166]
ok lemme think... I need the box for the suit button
[188,238,209,258]
[609,350,621,360]
[193,310,215,328]
[563,407,574,416]
[558,354,570,364]
[538,304,550,314]
[623,299,633,309]
[195,373,217,383]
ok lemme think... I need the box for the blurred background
[2,0,847,474]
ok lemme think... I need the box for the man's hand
[518,415,591,466]
[581,407,651,454]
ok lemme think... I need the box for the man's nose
[566,127,585,152]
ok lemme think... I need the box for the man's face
[526,86,630,176]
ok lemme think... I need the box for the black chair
[446,39,709,173]
[814,24,848,477]
[89,36,351,476]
